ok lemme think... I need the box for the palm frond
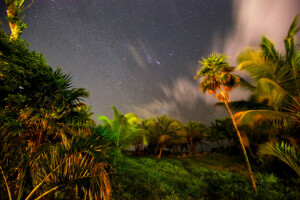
[234,110,298,134]
[238,76,256,91]
[258,141,300,176]
[215,100,274,111]
[285,15,300,64]
[32,147,111,200]
[260,36,281,62]
[254,78,299,110]
[237,49,279,82]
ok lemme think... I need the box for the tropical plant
[210,118,236,147]
[231,16,300,134]
[258,141,300,177]
[19,68,94,153]
[209,121,226,149]
[0,133,111,200]
[194,53,257,192]
[146,115,181,158]
[98,106,146,156]
[0,26,109,199]
[184,121,208,155]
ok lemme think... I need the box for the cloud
[127,44,147,69]
[133,77,218,122]
[210,0,299,102]
[214,0,300,63]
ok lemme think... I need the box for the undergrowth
[111,153,299,200]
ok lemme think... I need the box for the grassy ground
[110,153,299,200]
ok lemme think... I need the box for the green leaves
[259,142,300,177]
[195,53,240,95]
[98,106,145,153]
[233,15,300,135]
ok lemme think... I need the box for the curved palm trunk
[157,144,163,159]
[224,101,257,193]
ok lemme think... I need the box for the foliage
[184,121,209,154]
[0,30,93,151]
[98,106,146,157]
[232,16,300,134]
[0,30,110,199]
[194,53,240,95]
[110,155,299,200]
[145,115,182,158]
[210,118,237,149]
[258,141,300,177]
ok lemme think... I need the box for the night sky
[1,0,299,124]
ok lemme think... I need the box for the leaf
[259,141,300,177]
[234,110,298,134]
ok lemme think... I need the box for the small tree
[184,121,208,155]
[194,53,257,193]
[146,115,181,159]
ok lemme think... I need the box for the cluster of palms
[95,106,239,159]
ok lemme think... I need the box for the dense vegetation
[0,1,299,199]
[111,155,299,200]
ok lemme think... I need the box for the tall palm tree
[4,0,34,40]
[194,53,257,192]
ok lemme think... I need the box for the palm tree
[4,0,34,40]
[146,115,181,158]
[184,121,208,155]
[19,68,94,153]
[195,53,257,192]
[98,106,145,155]
[231,16,300,134]
[208,123,226,150]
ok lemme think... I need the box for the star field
[1,1,297,123]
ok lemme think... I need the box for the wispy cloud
[218,0,300,63]
[127,44,147,69]
[133,77,218,122]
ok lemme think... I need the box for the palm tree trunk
[157,146,163,159]
[224,101,257,193]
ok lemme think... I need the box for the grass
[110,153,299,200]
